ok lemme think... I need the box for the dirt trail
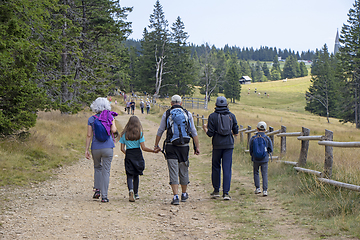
[0,109,334,239]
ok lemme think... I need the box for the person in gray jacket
[203,96,239,200]
[249,121,273,196]
[154,95,200,205]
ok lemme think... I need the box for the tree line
[306,0,360,128]
[1,0,132,136]
[2,0,360,137]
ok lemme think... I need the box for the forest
[1,0,360,136]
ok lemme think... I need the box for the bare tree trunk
[155,41,166,96]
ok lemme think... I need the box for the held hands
[154,145,161,153]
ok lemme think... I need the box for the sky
[120,0,354,53]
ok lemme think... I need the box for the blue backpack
[166,107,191,145]
[93,115,110,142]
[252,134,267,160]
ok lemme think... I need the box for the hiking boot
[210,191,220,199]
[263,191,268,197]
[171,196,180,205]
[181,193,189,202]
[101,198,109,203]
[255,188,261,194]
[135,194,140,200]
[93,189,100,199]
[223,193,231,200]
[129,190,135,202]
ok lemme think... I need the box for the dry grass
[0,110,91,186]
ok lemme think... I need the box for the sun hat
[257,121,267,131]
[171,95,182,103]
[215,96,227,107]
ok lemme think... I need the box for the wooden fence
[191,113,360,192]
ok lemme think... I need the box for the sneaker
[255,188,261,194]
[135,194,140,200]
[263,191,268,196]
[101,198,109,203]
[223,193,231,200]
[210,191,220,199]
[129,190,135,202]
[93,189,100,199]
[171,196,180,205]
[181,193,189,202]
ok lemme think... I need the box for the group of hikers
[125,98,151,115]
[85,95,273,204]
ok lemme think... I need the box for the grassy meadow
[153,77,360,238]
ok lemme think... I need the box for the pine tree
[282,55,299,79]
[271,55,282,80]
[148,0,169,96]
[0,0,49,135]
[299,62,308,77]
[305,45,339,123]
[224,56,241,103]
[337,0,360,127]
[168,16,195,96]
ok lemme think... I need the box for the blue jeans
[253,161,268,191]
[211,148,233,194]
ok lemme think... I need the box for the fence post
[280,125,287,158]
[196,114,200,127]
[202,115,205,127]
[240,125,244,142]
[324,129,334,178]
[246,125,252,150]
[269,126,274,146]
[298,127,310,166]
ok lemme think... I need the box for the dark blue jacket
[249,132,273,163]
[206,106,239,149]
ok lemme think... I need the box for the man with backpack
[154,95,200,205]
[249,121,273,197]
[202,96,239,200]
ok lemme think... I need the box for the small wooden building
[239,76,252,84]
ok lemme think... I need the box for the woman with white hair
[85,97,118,203]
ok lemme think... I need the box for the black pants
[127,174,139,194]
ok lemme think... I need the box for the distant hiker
[126,101,131,114]
[249,121,273,197]
[85,97,118,203]
[154,95,200,205]
[140,99,145,114]
[146,100,151,114]
[202,96,239,200]
[130,100,136,115]
[120,116,160,202]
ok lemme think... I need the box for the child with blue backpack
[249,121,273,196]
[120,116,160,202]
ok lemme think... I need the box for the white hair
[90,97,111,113]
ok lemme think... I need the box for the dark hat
[215,96,227,107]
